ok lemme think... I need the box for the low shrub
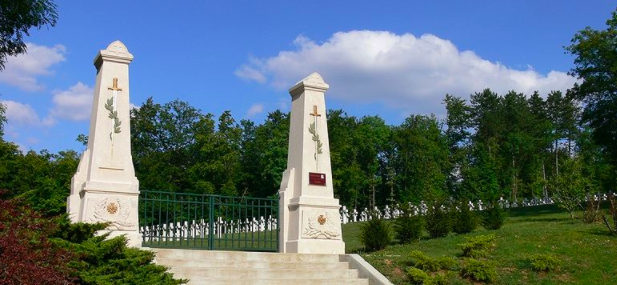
[528,253,561,272]
[62,234,186,285]
[394,214,424,243]
[482,203,506,230]
[461,259,497,282]
[425,203,452,238]
[407,267,430,284]
[459,234,496,258]
[406,267,449,285]
[360,216,392,251]
[453,199,478,234]
[437,256,458,270]
[409,251,458,272]
[409,250,441,272]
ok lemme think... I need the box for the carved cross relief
[105,78,123,149]
[308,105,323,170]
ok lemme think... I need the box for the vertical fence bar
[208,195,214,250]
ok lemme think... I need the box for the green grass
[342,205,617,285]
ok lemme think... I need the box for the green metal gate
[139,191,278,252]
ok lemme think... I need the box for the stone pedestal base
[283,196,345,254]
[285,238,345,254]
[68,183,141,247]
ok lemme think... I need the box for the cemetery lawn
[342,205,617,285]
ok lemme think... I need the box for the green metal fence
[139,190,278,252]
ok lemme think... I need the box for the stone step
[184,279,369,285]
[152,248,340,263]
[155,257,350,270]
[168,267,360,280]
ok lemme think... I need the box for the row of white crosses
[140,215,277,241]
[338,192,617,224]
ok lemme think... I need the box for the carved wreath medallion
[90,197,136,230]
[302,210,341,239]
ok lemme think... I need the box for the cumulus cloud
[246,103,264,117]
[0,43,66,91]
[1,100,53,126]
[236,31,577,115]
[50,82,93,121]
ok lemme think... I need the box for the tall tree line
[0,88,615,216]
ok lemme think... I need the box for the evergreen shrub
[407,267,430,284]
[406,268,449,285]
[409,250,458,272]
[394,214,424,243]
[528,254,561,272]
[461,259,497,282]
[425,203,452,238]
[409,250,441,272]
[360,216,392,251]
[459,234,496,258]
[482,203,506,230]
[453,199,478,234]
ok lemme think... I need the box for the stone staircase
[151,248,371,285]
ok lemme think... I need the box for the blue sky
[0,1,615,153]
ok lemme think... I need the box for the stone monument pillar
[66,40,140,247]
[278,72,345,254]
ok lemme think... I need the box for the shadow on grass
[583,228,615,237]
[508,217,570,223]
[507,205,564,217]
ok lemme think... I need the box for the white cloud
[236,31,578,115]
[246,103,264,117]
[1,100,49,126]
[0,43,66,91]
[130,103,140,110]
[50,82,93,121]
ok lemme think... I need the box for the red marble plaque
[309,172,326,186]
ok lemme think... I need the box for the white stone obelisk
[278,72,345,254]
[67,40,140,247]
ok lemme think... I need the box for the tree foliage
[567,9,617,165]
[0,0,58,69]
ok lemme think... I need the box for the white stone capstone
[278,72,345,254]
[66,40,140,247]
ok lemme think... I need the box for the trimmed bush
[425,203,452,238]
[394,214,424,243]
[459,234,496,258]
[453,199,478,234]
[409,250,457,272]
[360,216,392,251]
[528,254,561,272]
[407,267,430,284]
[482,203,506,230]
[409,250,441,272]
[437,256,458,270]
[461,259,497,282]
[406,267,449,285]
